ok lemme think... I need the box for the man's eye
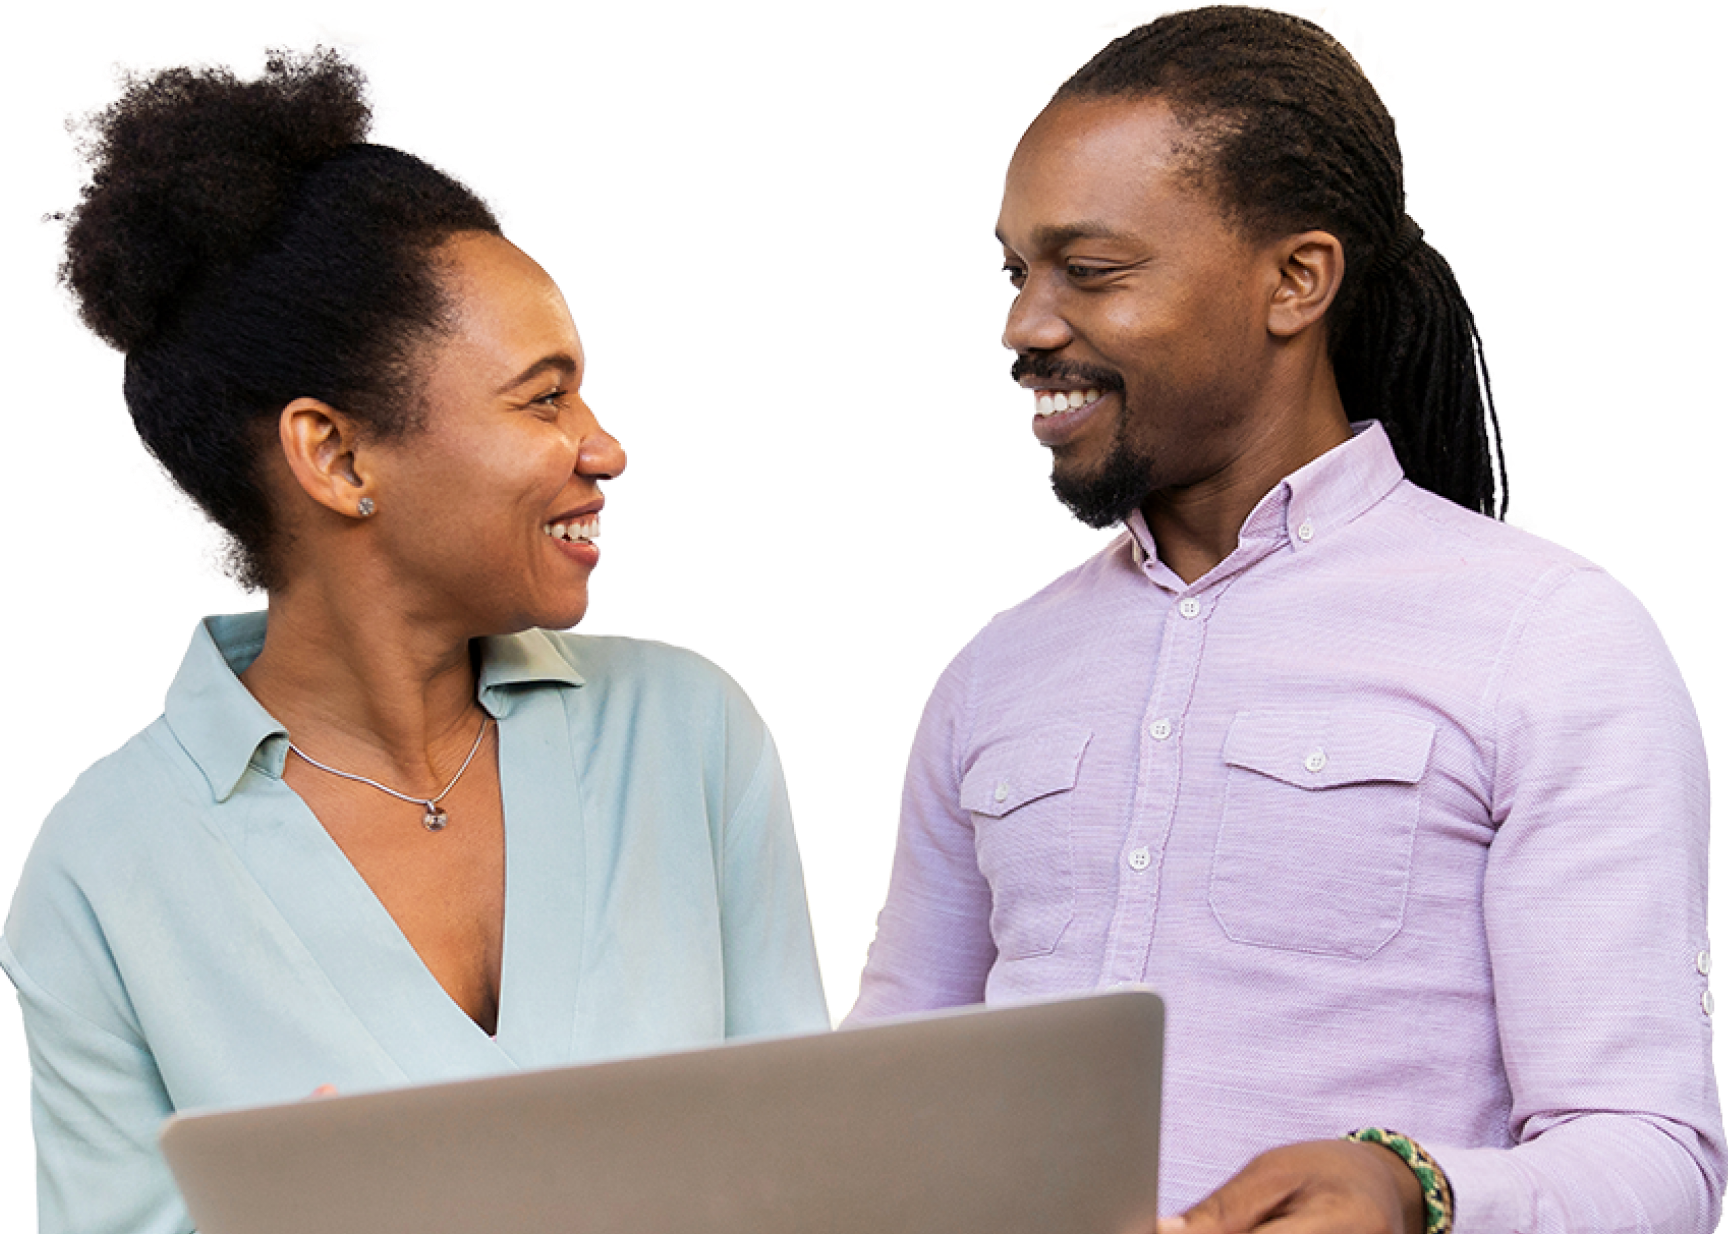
[1002,263,1027,287]
[1002,262,1105,283]
[533,388,566,408]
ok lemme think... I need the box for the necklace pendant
[422,804,449,832]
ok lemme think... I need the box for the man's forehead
[998,96,1211,248]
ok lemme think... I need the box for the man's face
[997,96,1284,527]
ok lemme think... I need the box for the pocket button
[1304,749,1328,773]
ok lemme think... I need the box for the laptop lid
[160,988,1163,1234]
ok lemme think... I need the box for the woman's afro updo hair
[60,48,499,590]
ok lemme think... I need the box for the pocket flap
[1223,710,1434,790]
[960,728,1092,817]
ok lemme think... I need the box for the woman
[0,50,828,1234]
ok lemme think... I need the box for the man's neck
[1144,399,1353,585]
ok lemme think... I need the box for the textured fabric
[2,612,829,1234]
[849,423,1723,1234]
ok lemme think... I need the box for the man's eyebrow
[494,353,579,396]
[996,222,1132,250]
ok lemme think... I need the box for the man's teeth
[543,516,600,543]
[1034,388,1104,417]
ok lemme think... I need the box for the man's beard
[1051,411,1154,529]
[1010,354,1145,528]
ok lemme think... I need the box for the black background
[13,9,1714,1016]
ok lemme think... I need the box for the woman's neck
[240,579,485,787]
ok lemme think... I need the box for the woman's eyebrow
[494,353,579,395]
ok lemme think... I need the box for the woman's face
[363,232,626,636]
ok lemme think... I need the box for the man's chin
[1051,462,1151,530]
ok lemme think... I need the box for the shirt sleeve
[0,939,190,1234]
[847,639,998,1021]
[1431,565,1725,1233]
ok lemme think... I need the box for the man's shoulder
[928,532,1154,706]
[958,486,1641,669]
[975,529,1142,635]
[1371,482,1636,613]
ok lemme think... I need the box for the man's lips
[1029,386,1105,418]
[1030,387,1110,446]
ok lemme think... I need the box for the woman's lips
[544,513,601,566]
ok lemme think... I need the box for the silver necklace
[287,715,494,832]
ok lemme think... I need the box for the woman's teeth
[543,515,600,543]
[1035,388,1104,417]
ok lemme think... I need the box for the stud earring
[357,497,376,518]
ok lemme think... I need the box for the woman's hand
[1157,1140,1424,1234]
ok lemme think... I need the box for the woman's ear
[276,398,376,520]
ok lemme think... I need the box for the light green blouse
[2,613,829,1234]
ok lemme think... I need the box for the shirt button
[1149,719,1173,741]
[993,781,1009,803]
[1297,520,1315,542]
[1304,749,1328,773]
[1699,950,1713,976]
[1178,597,1201,619]
[1127,846,1152,872]
[1705,990,1716,1017]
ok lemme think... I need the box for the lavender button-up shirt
[850,423,1723,1233]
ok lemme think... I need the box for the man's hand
[1156,1140,1424,1234]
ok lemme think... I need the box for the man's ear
[276,398,376,519]
[1267,230,1345,339]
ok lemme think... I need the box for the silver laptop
[160,988,1163,1234]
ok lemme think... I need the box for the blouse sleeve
[2,939,190,1234]
[715,709,830,1039]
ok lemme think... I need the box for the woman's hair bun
[61,47,371,352]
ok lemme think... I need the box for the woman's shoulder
[28,719,203,863]
[490,631,778,781]
[498,629,759,713]
[5,719,204,1020]
[530,628,728,674]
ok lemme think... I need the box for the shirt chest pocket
[960,729,1091,961]
[1209,710,1435,960]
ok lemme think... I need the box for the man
[847,8,1723,1233]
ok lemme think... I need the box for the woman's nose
[580,419,628,483]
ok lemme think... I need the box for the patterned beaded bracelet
[1343,1126,1455,1234]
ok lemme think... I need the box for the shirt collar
[163,613,586,803]
[1123,420,1405,583]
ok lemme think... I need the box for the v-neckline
[214,686,588,1083]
